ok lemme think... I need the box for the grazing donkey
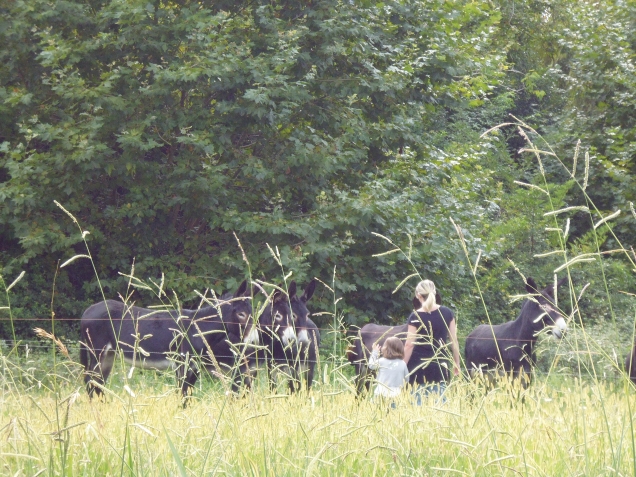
[79,280,259,398]
[255,281,313,392]
[464,277,567,386]
[346,294,440,395]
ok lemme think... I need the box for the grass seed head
[33,327,69,359]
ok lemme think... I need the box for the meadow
[4,0,636,472]
[1,332,636,477]
[2,123,636,476]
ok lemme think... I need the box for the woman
[403,279,460,404]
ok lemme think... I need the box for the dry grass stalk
[584,151,590,189]
[33,328,69,359]
[593,210,621,230]
[572,139,581,177]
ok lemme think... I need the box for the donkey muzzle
[243,327,260,345]
[297,329,310,345]
[552,317,567,339]
[281,326,297,346]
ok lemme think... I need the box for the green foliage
[1,0,635,345]
[0,0,510,332]
[547,0,636,244]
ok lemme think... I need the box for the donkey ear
[235,280,248,297]
[273,289,283,303]
[288,281,297,300]
[251,282,262,297]
[273,283,287,303]
[525,277,538,294]
[435,292,442,305]
[302,279,316,303]
[412,297,420,310]
[546,277,568,297]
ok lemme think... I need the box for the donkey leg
[267,361,278,391]
[288,364,301,394]
[179,356,199,398]
[180,371,199,409]
[301,343,317,392]
[305,361,316,392]
[245,352,258,390]
[285,349,302,393]
[302,345,317,392]
[175,352,191,395]
[82,344,101,398]
[99,347,116,382]
[84,355,101,398]
[82,334,111,398]
[180,368,199,409]
[229,358,251,395]
[355,363,374,397]
[89,345,116,398]
[217,340,251,395]
[354,364,364,397]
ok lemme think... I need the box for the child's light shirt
[368,350,410,398]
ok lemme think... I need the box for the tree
[0,0,523,336]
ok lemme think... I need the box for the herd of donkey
[77,277,636,401]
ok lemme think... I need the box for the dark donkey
[464,277,567,386]
[79,280,258,398]
[256,281,313,392]
[346,294,440,395]
[293,280,320,390]
[625,336,636,385]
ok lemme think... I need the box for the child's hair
[381,337,405,360]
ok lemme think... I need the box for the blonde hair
[381,337,404,360]
[415,279,437,312]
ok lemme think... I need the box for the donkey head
[226,279,259,345]
[290,279,316,346]
[525,277,567,339]
[260,282,296,346]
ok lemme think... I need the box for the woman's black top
[406,306,455,385]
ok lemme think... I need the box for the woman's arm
[403,324,418,365]
[448,318,461,376]
[401,360,410,383]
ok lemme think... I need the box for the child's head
[381,337,404,360]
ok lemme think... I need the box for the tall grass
[1,355,636,476]
[2,125,636,475]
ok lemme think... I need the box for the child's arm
[368,343,381,370]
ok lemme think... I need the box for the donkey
[347,323,409,395]
[79,280,258,398]
[625,338,636,385]
[464,277,567,387]
[346,294,440,395]
[255,281,313,392]
[292,280,320,390]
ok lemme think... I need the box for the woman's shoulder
[439,306,455,318]
[407,310,421,325]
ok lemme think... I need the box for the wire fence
[0,340,630,375]
[0,316,603,344]
[0,349,627,383]
[1,316,632,376]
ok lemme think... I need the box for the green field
[1,346,635,476]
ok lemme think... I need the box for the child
[368,337,410,400]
